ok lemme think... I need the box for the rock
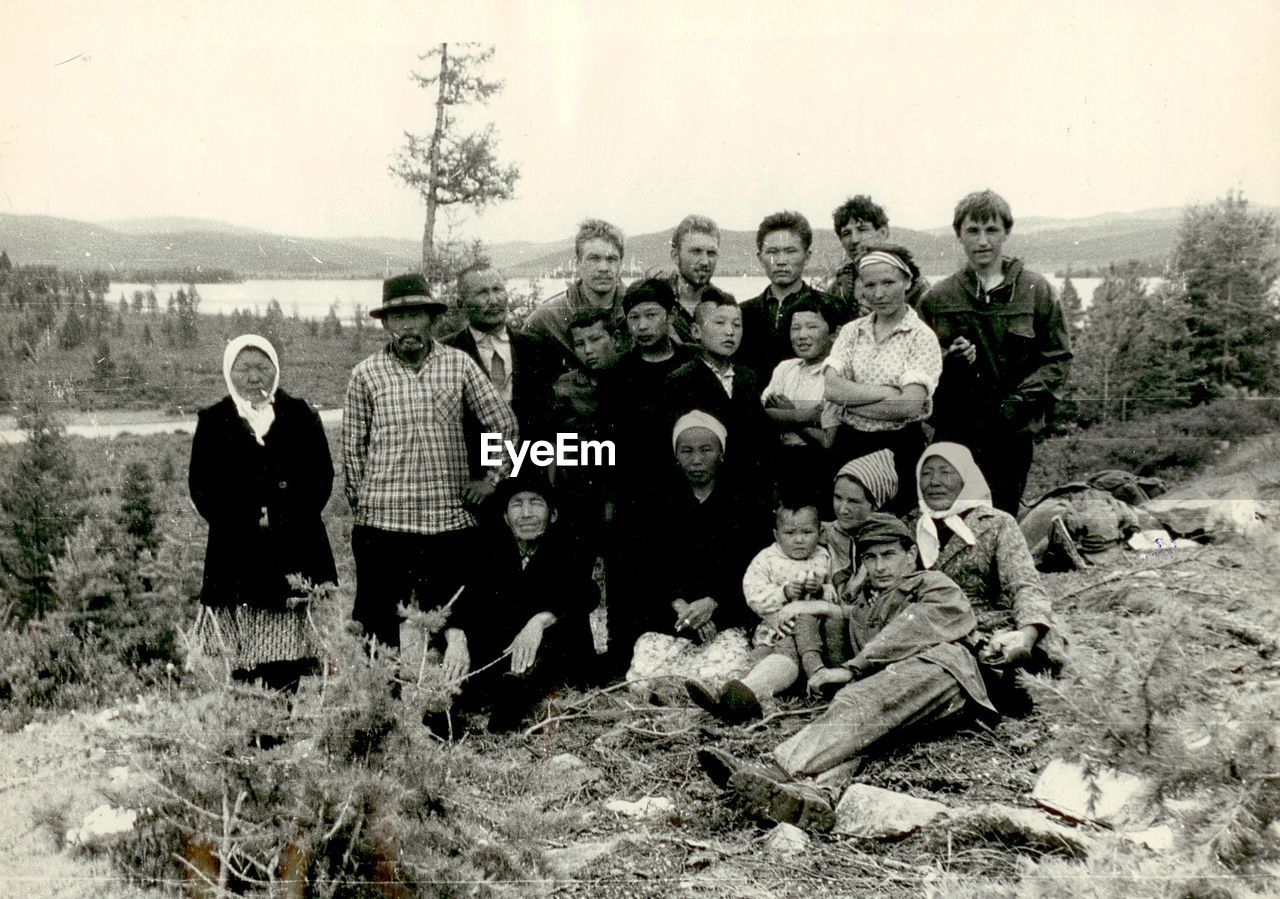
[833,784,949,838]
[1033,759,1153,828]
[1033,759,1154,829]
[543,837,623,877]
[531,752,604,798]
[763,822,809,855]
[66,804,137,846]
[1121,824,1176,851]
[605,796,674,818]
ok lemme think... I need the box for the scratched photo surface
[1,1,1278,896]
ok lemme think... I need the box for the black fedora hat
[370,273,448,318]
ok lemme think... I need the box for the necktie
[489,347,508,390]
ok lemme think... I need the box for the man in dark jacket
[738,210,845,378]
[919,190,1072,514]
[446,262,558,474]
[697,514,992,830]
[440,474,599,733]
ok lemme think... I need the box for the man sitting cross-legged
[696,514,994,831]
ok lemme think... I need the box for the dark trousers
[935,424,1034,515]
[830,422,926,517]
[350,525,477,649]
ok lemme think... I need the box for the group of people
[191,188,1073,830]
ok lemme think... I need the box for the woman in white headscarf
[613,410,771,701]
[189,334,337,690]
[915,442,1065,711]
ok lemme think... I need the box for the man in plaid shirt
[344,273,519,664]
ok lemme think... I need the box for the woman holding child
[685,449,899,722]
[821,243,941,513]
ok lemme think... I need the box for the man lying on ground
[696,514,993,831]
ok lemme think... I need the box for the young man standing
[342,273,519,652]
[524,219,629,367]
[738,211,840,379]
[830,195,928,317]
[664,214,735,346]
[919,190,1072,514]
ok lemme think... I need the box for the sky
[2,0,1278,245]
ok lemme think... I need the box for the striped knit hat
[834,449,898,510]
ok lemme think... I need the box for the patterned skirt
[194,604,317,670]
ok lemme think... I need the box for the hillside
[0,208,1211,280]
[0,214,418,278]
[0,431,1276,897]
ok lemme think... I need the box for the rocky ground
[2,438,1278,898]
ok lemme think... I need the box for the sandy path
[0,707,158,899]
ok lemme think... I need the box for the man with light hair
[664,214,735,346]
[919,189,1072,514]
[524,219,629,367]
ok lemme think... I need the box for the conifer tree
[391,43,519,282]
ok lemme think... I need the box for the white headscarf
[915,442,992,568]
[222,334,280,446]
[671,410,728,453]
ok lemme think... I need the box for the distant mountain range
[0,207,1259,280]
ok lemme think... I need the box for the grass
[0,376,1277,894]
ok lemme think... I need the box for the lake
[108,273,1119,325]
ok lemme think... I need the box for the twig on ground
[748,706,824,729]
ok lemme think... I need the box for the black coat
[453,524,598,672]
[611,468,771,645]
[660,357,772,498]
[189,390,337,609]
[445,327,559,467]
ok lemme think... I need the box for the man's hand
[777,600,840,635]
[442,629,470,683]
[807,666,853,695]
[980,627,1038,667]
[946,336,977,364]
[839,564,868,601]
[462,478,497,506]
[677,597,718,632]
[506,615,550,674]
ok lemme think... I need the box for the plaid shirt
[343,342,519,535]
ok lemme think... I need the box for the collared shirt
[702,358,735,397]
[469,325,513,403]
[342,342,519,535]
[761,356,833,445]
[821,306,942,432]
